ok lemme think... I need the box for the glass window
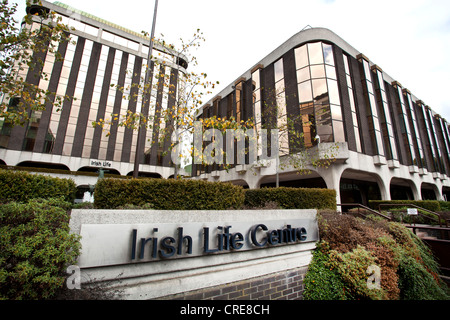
[381,90,387,103]
[274,59,284,82]
[353,114,361,130]
[368,93,378,117]
[322,44,335,66]
[375,131,384,155]
[312,79,328,104]
[348,90,356,111]
[310,65,326,79]
[298,81,313,103]
[333,121,345,142]
[308,43,324,65]
[331,105,343,121]
[297,67,310,83]
[275,81,285,97]
[276,90,286,114]
[355,131,362,153]
[373,118,381,132]
[295,45,309,69]
[327,79,341,105]
[316,104,331,124]
[343,55,350,74]
[254,101,262,124]
[346,75,352,88]
[317,125,333,143]
[363,60,372,81]
[253,90,261,104]
[252,70,260,91]
[325,65,337,80]
[366,80,374,95]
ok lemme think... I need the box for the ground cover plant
[0,198,81,299]
[303,212,450,300]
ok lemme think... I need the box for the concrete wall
[69,209,319,300]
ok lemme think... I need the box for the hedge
[0,198,81,299]
[0,169,77,203]
[368,200,441,213]
[94,178,245,210]
[244,187,337,210]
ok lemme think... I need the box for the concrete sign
[70,210,319,268]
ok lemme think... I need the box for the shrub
[305,213,450,300]
[94,178,245,210]
[438,201,450,212]
[244,187,336,210]
[303,243,347,300]
[397,255,449,300]
[0,169,77,203]
[327,245,386,300]
[0,199,81,300]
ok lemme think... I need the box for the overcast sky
[12,0,450,120]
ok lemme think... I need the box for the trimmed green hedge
[369,200,441,212]
[94,178,245,210]
[0,169,77,203]
[244,187,337,210]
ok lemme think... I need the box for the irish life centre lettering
[130,224,308,261]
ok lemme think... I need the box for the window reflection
[307,43,324,65]
[274,59,284,83]
[331,105,343,121]
[327,79,341,105]
[310,65,326,79]
[322,44,335,66]
[333,121,345,142]
[312,79,328,104]
[295,41,343,145]
[297,67,310,83]
[298,81,313,103]
[294,45,309,69]
[325,65,337,80]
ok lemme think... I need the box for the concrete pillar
[411,182,421,200]
[319,167,343,207]
[377,176,390,201]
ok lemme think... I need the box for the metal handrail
[377,203,445,227]
[405,225,450,241]
[337,203,392,221]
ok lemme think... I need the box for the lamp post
[133,0,159,178]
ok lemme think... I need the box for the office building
[192,28,450,204]
[0,0,187,182]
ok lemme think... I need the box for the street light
[133,0,159,178]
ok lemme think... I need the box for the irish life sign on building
[70,210,319,269]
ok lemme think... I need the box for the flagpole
[133,0,159,178]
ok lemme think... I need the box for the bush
[244,187,336,210]
[303,243,347,300]
[0,198,81,300]
[0,169,77,203]
[369,200,441,212]
[397,255,449,300]
[304,213,450,300]
[94,178,245,210]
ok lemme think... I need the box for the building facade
[192,28,450,205]
[0,1,187,181]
